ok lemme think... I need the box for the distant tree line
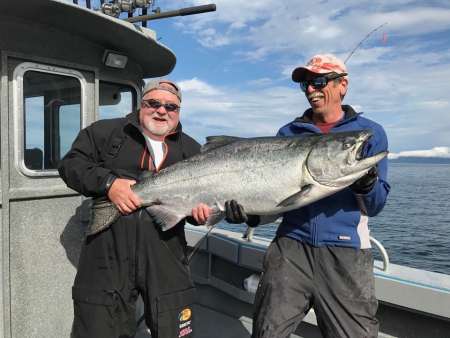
[388,157,450,164]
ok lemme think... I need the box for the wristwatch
[105,175,117,192]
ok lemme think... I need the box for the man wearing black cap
[232,55,391,337]
[58,78,208,338]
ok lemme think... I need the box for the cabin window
[13,63,85,177]
[99,81,138,120]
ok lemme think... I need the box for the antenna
[344,23,387,64]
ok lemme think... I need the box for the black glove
[225,200,260,227]
[349,166,379,194]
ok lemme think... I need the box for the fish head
[306,130,388,188]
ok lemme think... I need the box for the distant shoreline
[388,157,450,164]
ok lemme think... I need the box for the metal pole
[122,4,216,23]
[370,236,390,272]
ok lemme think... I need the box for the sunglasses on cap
[299,73,347,92]
[141,99,180,112]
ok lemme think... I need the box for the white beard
[146,120,169,136]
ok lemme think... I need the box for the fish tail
[87,198,121,235]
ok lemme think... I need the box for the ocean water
[215,163,450,275]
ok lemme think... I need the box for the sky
[84,0,450,159]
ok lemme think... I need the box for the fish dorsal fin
[137,170,155,182]
[201,136,243,153]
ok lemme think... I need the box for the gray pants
[252,237,378,338]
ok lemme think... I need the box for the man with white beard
[58,78,210,338]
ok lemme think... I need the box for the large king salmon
[88,130,388,235]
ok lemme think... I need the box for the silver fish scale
[89,130,387,233]
[133,131,379,215]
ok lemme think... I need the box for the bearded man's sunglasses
[299,73,347,92]
[141,99,180,112]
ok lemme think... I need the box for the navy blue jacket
[276,105,390,249]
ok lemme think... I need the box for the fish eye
[343,143,351,149]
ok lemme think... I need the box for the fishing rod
[187,224,216,262]
[344,22,387,64]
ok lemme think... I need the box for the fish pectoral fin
[204,205,226,229]
[276,184,313,208]
[146,205,185,231]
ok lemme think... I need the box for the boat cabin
[1,1,449,337]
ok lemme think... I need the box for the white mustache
[151,113,169,122]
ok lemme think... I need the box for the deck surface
[135,303,402,337]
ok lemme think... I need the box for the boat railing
[243,221,390,272]
[369,236,390,272]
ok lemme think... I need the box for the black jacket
[58,110,201,199]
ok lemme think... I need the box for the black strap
[104,130,127,169]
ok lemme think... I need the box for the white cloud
[177,78,301,143]
[140,0,450,153]
[72,0,450,154]
[389,147,450,159]
[178,77,220,95]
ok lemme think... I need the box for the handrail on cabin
[243,225,390,272]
